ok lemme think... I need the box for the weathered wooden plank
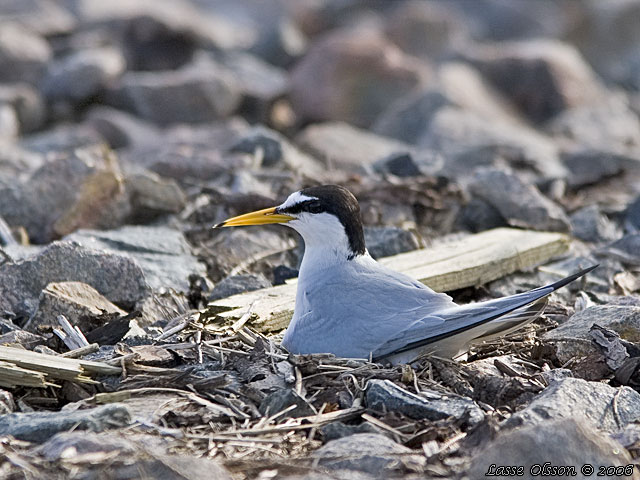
[207,227,570,333]
[0,345,122,387]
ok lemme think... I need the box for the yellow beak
[214,207,295,228]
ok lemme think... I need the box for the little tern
[215,185,595,364]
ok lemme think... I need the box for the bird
[214,184,595,364]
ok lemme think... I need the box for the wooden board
[207,228,570,333]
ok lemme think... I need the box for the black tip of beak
[213,222,225,229]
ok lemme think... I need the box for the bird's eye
[308,202,322,214]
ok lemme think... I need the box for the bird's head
[215,185,366,259]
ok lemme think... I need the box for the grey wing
[307,265,456,358]
[375,265,597,360]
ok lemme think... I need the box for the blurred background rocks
[1,1,640,478]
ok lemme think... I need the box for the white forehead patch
[279,191,318,209]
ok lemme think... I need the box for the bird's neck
[298,238,363,278]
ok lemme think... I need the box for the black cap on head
[278,185,366,258]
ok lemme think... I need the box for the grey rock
[0,23,51,85]
[84,106,163,150]
[0,147,129,243]
[273,265,298,286]
[462,39,603,123]
[0,329,45,349]
[0,241,150,318]
[259,389,314,419]
[107,55,241,126]
[562,149,636,189]
[456,197,506,232]
[549,94,640,155]
[0,0,76,36]
[42,47,126,103]
[543,304,640,364]
[249,16,307,68]
[229,125,322,173]
[418,107,566,181]
[468,168,570,232]
[65,225,207,293]
[364,226,420,259]
[372,151,443,178]
[290,30,429,127]
[504,377,640,433]
[0,404,130,443]
[374,62,516,145]
[125,170,186,223]
[540,368,573,386]
[209,274,271,301]
[570,205,620,243]
[599,234,640,266]
[0,83,45,133]
[215,51,288,122]
[365,379,483,425]
[313,433,424,475]
[296,122,412,173]
[25,281,126,333]
[207,228,294,282]
[468,418,634,479]
[102,0,254,58]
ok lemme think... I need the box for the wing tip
[547,264,598,291]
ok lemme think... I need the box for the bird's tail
[378,265,597,362]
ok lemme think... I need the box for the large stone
[25,281,126,333]
[107,55,241,126]
[0,404,131,443]
[0,147,129,243]
[570,205,620,243]
[373,62,515,145]
[600,234,640,266]
[561,149,637,189]
[543,304,640,364]
[468,168,570,232]
[549,95,640,156]
[0,23,51,85]
[296,122,411,173]
[365,379,483,425]
[206,224,296,282]
[468,418,636,480]
[504,377,640,433]
[124,170,186,223]
[290,30,429,127]
[462,39,603,123]
[0,241,150,318]
[312,433,425,474]
[42,47,126,103]
[418,107,566,181]
[65,226,207,293]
